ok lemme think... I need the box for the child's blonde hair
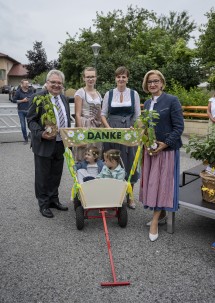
[85,146,100,161]
[104,149,121,165]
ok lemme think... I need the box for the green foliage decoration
[32,94,57,126]
[134,109,160,150]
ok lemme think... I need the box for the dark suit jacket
[27,90,71,157]
[144,92,184,151]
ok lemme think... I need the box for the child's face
[104,155,117,169]
[85,151,96,164]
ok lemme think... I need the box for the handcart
[60,125,153,287]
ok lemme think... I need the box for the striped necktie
[54,96,66,128]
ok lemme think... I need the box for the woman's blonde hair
[142,70,166,93]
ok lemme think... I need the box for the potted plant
[185,125,215,203]
[32,94,58,135]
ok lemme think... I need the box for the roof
[0,52,20,64]
[8,64,28,76]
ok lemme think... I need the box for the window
[0,69,6,80]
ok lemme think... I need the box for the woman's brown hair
[115,66,129,77]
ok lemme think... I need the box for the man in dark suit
[27,70,71,218]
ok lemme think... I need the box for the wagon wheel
[76,206,84,230]
[118,203,128,228]
[73,196,81,211]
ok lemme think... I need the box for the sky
[0,0,214,64]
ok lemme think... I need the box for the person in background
[101,66,141,209]
[75,146,103,183]
[27,70,71,218]
[97,149,125,180]
[13,79,33,144]
[74,67,102,161]
[139,70,184,241]
[207,93,215,124]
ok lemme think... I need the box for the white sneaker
[146,216,167,227]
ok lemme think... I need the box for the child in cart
[96,149,125,180]
[75,146,104,183]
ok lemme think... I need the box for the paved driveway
[0,94,215,303]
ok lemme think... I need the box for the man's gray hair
[46,70,65,83]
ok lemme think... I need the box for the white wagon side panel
[79,179,127,209]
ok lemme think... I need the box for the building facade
[0,52,28,87]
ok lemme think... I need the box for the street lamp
[91,43,101,70]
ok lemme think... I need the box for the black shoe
[50,202,68,211]
[40,208,54,218]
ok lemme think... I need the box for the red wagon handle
[100,210,130,287]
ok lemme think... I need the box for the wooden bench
[140,104,208,119]
[182,106,208,119]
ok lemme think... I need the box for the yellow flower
[202,186,215,196]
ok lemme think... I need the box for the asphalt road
[0,94,215,303]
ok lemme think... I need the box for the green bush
[166,80,211,106]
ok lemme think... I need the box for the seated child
[96,149,125,180]
[75,146,103,183]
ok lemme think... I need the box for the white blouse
[101,87,141,121]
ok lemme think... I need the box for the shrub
[166,80,211,106]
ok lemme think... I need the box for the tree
[33,71,48,86]
[196,8,215,87]
[197,8,215,67]
[58,6,199,95]
[48,59,59,70]
[26,41,49,79]
[158,11,196,43]
[161,39,201,89]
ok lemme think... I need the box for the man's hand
[42,131,56,140]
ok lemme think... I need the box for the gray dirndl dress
[103,90,139,184]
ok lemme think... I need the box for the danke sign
[60,128,144,147]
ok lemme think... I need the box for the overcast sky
[0,0,214,64]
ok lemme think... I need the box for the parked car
[2,85,11,94]
[9,86,19,102]
[35,86,43,94]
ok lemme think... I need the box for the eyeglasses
[116,75,127,79]
[147,79,160,85]
[85,76,96,79]
[48,80,63,86]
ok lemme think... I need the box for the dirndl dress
[74,88,102,161]
[103,113,139,184]
[139,149,180,211]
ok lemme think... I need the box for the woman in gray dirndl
[101,66,141,209]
